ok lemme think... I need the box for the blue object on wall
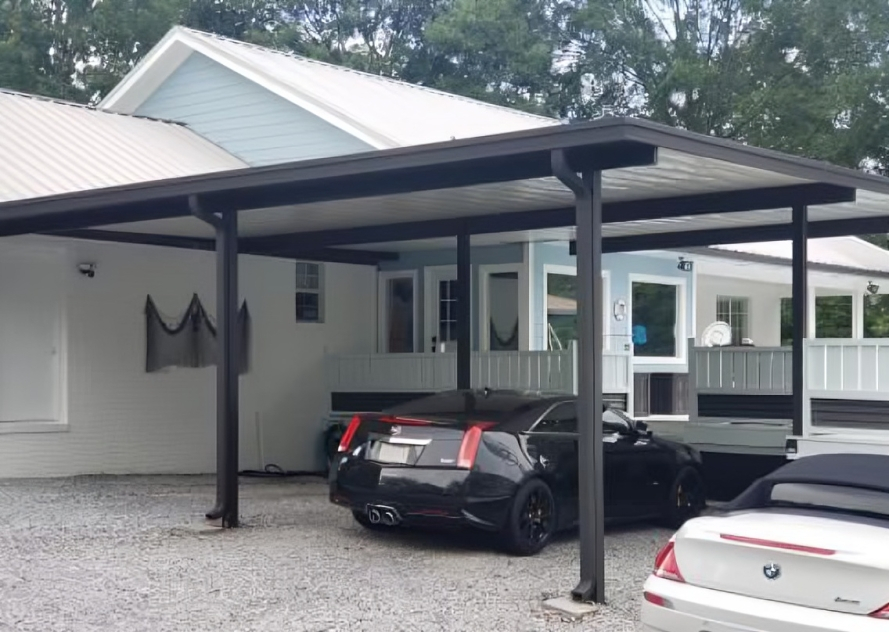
[632,325,647,346]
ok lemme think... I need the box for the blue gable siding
[135,53,372,166]
[379,245,524,351]
[531,243,695,373]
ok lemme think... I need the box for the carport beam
[553,151,605,604]
[792,204,808,437]
[191,197,240,528]
[457,231,471,389]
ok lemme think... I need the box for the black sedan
[329,390,705,555]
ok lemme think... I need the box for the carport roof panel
[2,117,889,239]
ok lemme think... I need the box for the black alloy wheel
[662,466,706,529]
[504,479,556,556]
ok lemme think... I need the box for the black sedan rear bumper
[330,461,515,531]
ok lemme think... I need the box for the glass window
[487,272,519,351]
[815,296,852,338]
[632,281,678,358]
[295,262,324,323]
[385,276,415,353]
[864,294,889,338]
[532,402,578,434]
[438,279,458,344]
[716,296,750,345]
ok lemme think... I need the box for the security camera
[78,263,96,278]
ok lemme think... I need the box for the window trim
[541,264,611,351]
[295,261,325,323]
[716,295,751,344]
[628,273,688,365]
[377,270,419,353]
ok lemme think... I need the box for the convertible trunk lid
[673,510,889,615]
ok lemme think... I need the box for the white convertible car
[642,453,889,632]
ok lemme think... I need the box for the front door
[426,267,459,353]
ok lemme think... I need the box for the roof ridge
[178,27,558,124]
[0,88,186,126]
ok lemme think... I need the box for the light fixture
[868,281,880,295]
[677,257,693,272]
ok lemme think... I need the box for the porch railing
[806,339,889,401]
[690,342,792,395]
[326,343,633,396]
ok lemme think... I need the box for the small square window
[295,262,324,323]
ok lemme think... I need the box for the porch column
[191,197,240,528]
[853,290,866,339]
[553,151,605,604]
[791,204,808,437]
[457,231,472,389]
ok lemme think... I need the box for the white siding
[0,238,375,478]
[135,53,372,166]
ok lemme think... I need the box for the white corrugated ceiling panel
[0,90,245,203]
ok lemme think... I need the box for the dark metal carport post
[457,231,472,389]
[553,152,605,604]
[190,196,240,528]
[792,204,808,437]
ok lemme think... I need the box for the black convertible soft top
[724,453,889,511]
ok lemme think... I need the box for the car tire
[661,466,706,529]
[503,479,557,556]
[352,510,387,531]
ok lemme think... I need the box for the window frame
[716,295,751,344]
[628,273,688,365]
[527,401,578,435]
[295,261,325,324]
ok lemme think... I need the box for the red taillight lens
[653,539,684,583]
[870,603,889,619]
[719,534,835,556]
[456,422,495,469]
[337,415,362,453]
[643,591,673,609]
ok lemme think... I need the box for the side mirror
[635,420,651,436]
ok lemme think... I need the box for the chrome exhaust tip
[368,507,382,524]
[381,511,396,526]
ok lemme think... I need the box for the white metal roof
[100,27,558,149]
[711,236,889,274]
[0,90,245,203]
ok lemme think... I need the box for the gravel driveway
[0,475,670,632]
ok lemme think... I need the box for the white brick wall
[0,237,376,478]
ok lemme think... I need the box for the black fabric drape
[145,294,250,374]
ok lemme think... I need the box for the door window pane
[438,280,458,344]
[632,282,677,357]
[488,272,519,350]
[716,296,750,344]
[386,277,414,353]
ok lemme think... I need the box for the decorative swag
[145,294,250,374]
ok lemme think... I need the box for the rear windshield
[771,483,889,519]
[386,392,540,423]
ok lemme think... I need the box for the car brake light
[870,603,889,619]
[720,534,836,556]
[653,539,684,583]
[337,415,361,453]
[456,422,495,469]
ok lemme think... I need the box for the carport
[3,117,889,604]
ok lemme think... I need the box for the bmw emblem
[763,563,781,580]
